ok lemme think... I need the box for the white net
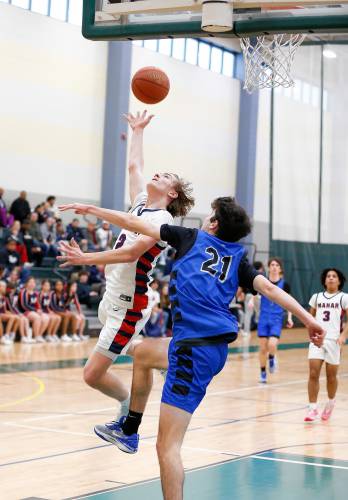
[240,34,306,93]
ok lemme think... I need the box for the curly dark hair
[167,174,195,218]
[210,197,252,242]
[321,268,346,290]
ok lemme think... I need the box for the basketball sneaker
[94,417,139,454]
[321,401,335,421]
[269,356,277,373]
[259,371,267,384]
[36,336,46,343]
[304,408,319,422]
[61,334,72,342]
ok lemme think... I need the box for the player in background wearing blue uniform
[258,257,293,384]
[59,197,325,500]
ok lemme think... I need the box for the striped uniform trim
[109,243,164,355]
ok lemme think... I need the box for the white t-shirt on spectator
[148,287,161,310]
[96,227,113,250]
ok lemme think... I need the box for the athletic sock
[268,354,275,360]
[121,410,143,436]
[309,403,317,410]
[328,398,335,405]
[119,394,130,418]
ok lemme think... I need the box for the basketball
[131,66,170,104]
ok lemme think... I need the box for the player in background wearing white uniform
[58,111,194,420]
[305,268,348,422]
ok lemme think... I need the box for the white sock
[309,403,317,410]
[117,394,130,419]
[328,398,335,405]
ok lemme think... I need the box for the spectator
[39,280,61,342]
[65,281,88,341]
[148,279,161,310]
[77,271,99,309]
[88,265,106,295]
[46,196,58,218]
[144,304,165,338]
[6,282,33,343]
[50,280,76,342]
[55,219,67,241]
[96,221,113,250]
[18,276,49,343]
[0,280,18,344]
[85,222,99,251]
[40,217,58,257]
[28,212,43,242]
[0,265,8,282]
[34,203,47,224]
[66,218,85,244]
[0,238,21,271]
[21,219,44,266]
[10,191,31,223]
[0,187,14,228]
[6,268,20,289]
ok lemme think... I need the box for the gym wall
[0,3,107,207]
[126,45,241,216]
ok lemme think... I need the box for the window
[50,0,68,21]
[67,0,83,25]
[302,82,311,105]
[210,47,223,73]
[30,0,49,15]
[11,0,29,7]
[293,80,302,102]
[198,42,210,70]
[172,39,186,61]
[158,39,172,56]
[185,39,198,65]
[222,51,234,77]
[144,39,158,52]
[312,85,320,107]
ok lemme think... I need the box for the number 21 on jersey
[201,247,233,283]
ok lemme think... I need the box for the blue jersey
[162,228,247,341]
[260,278,285,319]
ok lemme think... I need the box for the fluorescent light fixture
[323,49,337,59]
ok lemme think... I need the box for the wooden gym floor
[1,329,348,499]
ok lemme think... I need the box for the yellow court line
[0,374,45,409]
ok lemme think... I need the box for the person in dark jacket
[10,191,31,223]
[0,238,21,271]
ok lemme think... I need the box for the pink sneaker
[321,401,335,421]
[304,408,319,422]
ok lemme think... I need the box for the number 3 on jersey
[201,247,233,283]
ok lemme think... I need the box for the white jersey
[309,291,348,340]
[104,192,173,309]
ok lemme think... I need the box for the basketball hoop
[240,33,306,94]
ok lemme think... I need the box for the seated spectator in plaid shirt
[0,188,14,228]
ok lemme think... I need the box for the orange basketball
[131,67,170,105]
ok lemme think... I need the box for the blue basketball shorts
[257,316,283,338]
[161,337,229,414]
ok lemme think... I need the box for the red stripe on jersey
[147,245,162,258]
[138,256,152,268]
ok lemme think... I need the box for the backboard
[82,0,348,41]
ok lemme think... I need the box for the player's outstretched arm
[253,275,325,347]
[124,110,154,205]
[59,204,161,241]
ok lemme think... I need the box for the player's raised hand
[58,203,91,215]
[57,239,86,267]
[307,318,325,347]
[124,110,154,130]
